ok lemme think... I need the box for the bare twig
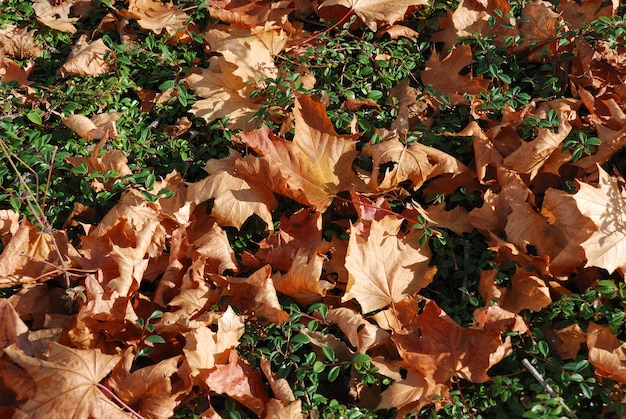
[521,358,578,419]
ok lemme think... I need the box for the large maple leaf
[364,135,469,191]
[343,215,435,313]
[572,166,626,274]
[318,0,429,31]
[420,44,490,105]
[4,343,129,418]
[586,323,626,384]
[128,0,188,35]
[187,150,277,230]
[235,94,361,211]
[392,300,513,384]
[185,57,262,130]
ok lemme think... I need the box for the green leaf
[322,346,336,362]
[328,365,341,382]
[26,111,42,125]
[144,334,166,344]
[291,334,310,344]
[312,360,325,373]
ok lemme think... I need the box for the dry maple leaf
[558,0,619,30]
[572,166,626,274]
[272,247,336,306]
[343,215,435,313]
[205,349,270,415]
[318,0,429,31]
[32,0,78,33]
[0,26,43,59]
[61,35,114,77]
[234,94,361,211]
[205,26,285,82]
[326,307,391,353]
[4,342,129,418]
[182,306,245,383]
[62,112,122,141]
[210,265,290,324]
[128,0,189,35]
[186,56,262,130]
[364,135,469,192]
[377,368,448,417]
[430,0,516,52]
[187,150,277,230]
[479,268,551,313]
[0,57,35,87]
[392,300,514,384]
[545,324,586,360]
[420,44,490,105]
[108,352,184,418]
[586,323,626,384]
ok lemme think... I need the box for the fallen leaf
[185,57,262,130]
[32,0,78,33]
[205,349,270,415]
[234,94,361,211]
[343,215,435,313]
[572,166,626,274]
[586,323,626,384]
[392,300,514,383]
[128,0,189,35]
[545,324,586,360]
[0,26,43,59]
[319,0,429,31]
[4,343,129,418]
[61,35,114,77]
[420,44,490,105]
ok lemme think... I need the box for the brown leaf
[4,343,129,418]
[211,265,290,324]
[319,0,430,31]
[272,248,336,306]
[586,323,626,384]
[387,79,430,133]
[205,349,270,415]
[182,307,245,383]
[377,368,448,416]
[342,97,381,112]
[62,112,121,141]
[61,35,114,77]
[392,300,514,383]
[185,57,262,130]
[205,26,285,82]
[343,215,435,313]
[572,166,626,274]
[376,24,419,39]
[108,353,184,418]
[0,26,43,59]
[420,44,490,105]
[479,268,551,313]
[235,95,361,211]
[128,0,189,35]
[558,0,618,31]
[545,324,586,360]
[0,300,32,355]
[364,135,469,191]
[326,307,391,353]
[32,0,78,33]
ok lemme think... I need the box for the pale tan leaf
[343,216,435,313]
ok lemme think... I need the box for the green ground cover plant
[1,0,626,418]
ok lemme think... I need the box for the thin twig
[521,358,578,419]
[96,383,145,419]
[0,139,71,287]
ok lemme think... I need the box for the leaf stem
[287,8,355,51]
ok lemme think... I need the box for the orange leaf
[392,300,514,383]
[205,349,270,415]
[343,215,435,313]
[60,35,114,77]
[319,0,429,31]
[4,343,128,418]
[420,44,490,105]
[586,323,626,384]
[235,94,361,211]
[128,0,189,35]
[185,57,262,130]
